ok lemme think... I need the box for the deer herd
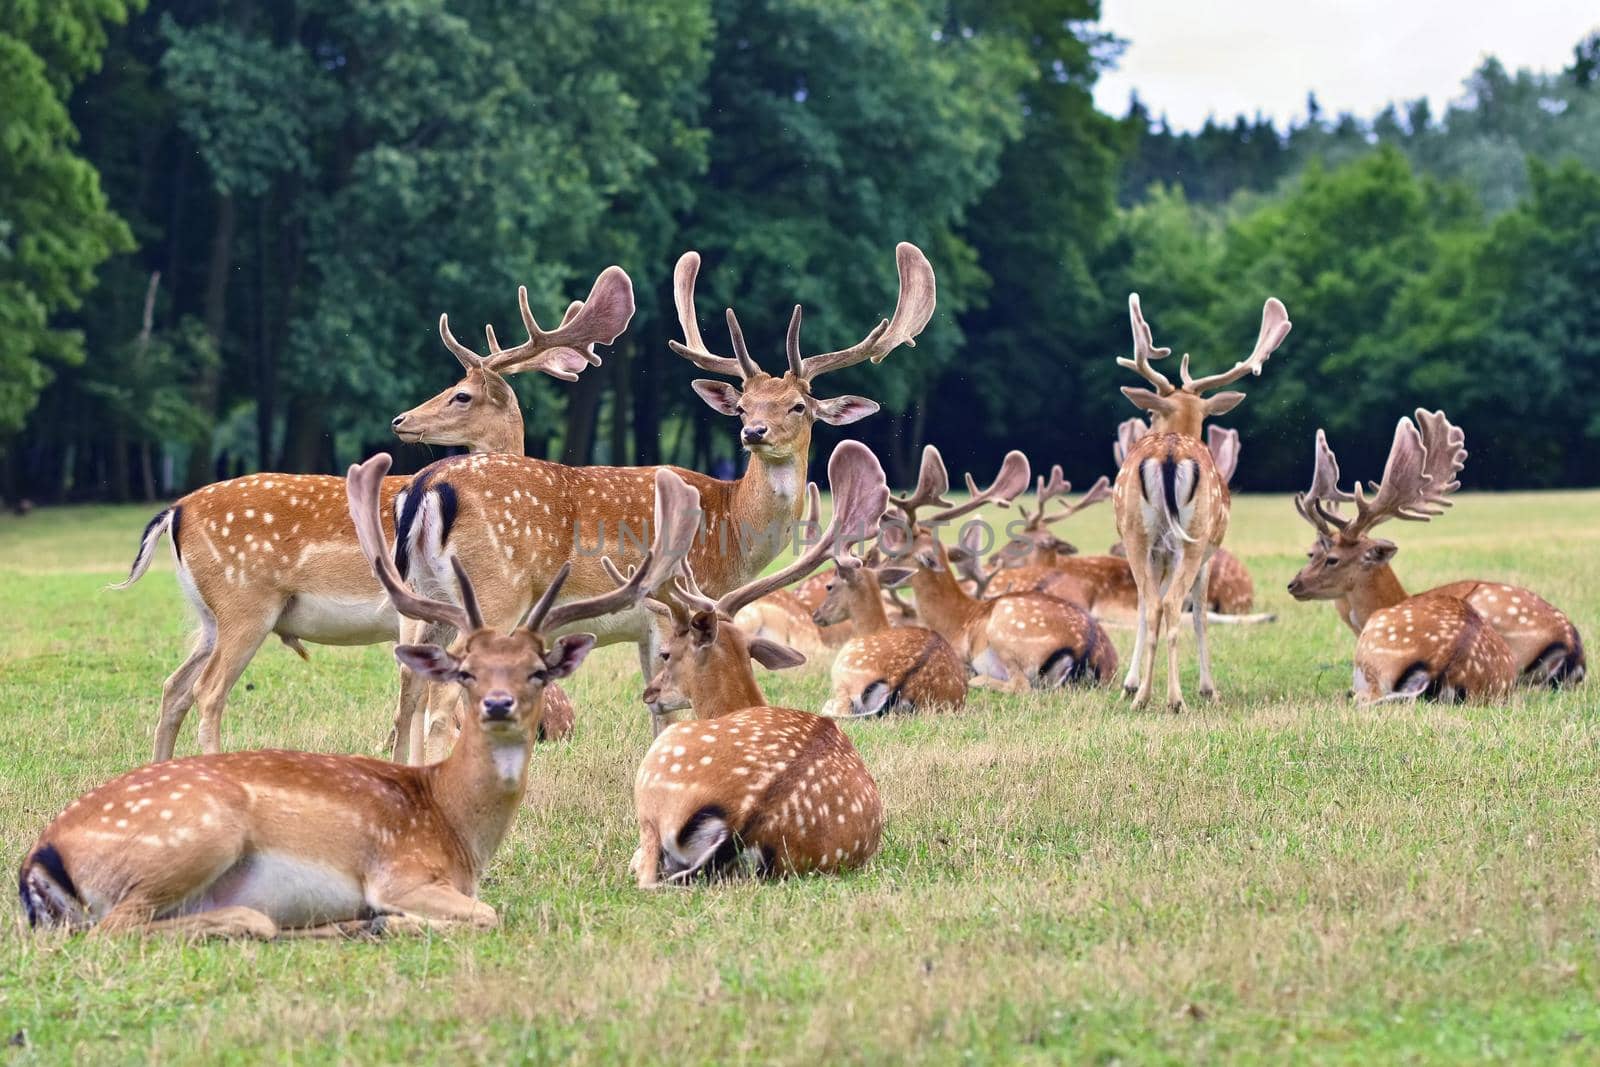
[20,247,1586,938]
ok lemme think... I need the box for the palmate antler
[1117,293,1292,398]
[670,244,936,384]
[438,267,635,381]
[1294,410,1467,543]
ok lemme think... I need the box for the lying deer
[19,453,698,937]
[1290,410,1583,692]
[1113,293,1290,710]
[977,466,1112,605]
[882,447,1118,690]
[735,571,853,655]
[811,555,967,717]
[392,244,934,747]
[628,440,889,885]
[113,269,633,762]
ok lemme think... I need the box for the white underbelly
[276,593,398,645]
[183,851,369,928]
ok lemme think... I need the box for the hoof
[1199,685,1217,702]
[1167,699,1187,714]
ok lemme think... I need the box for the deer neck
[1343,564,1409,631]
[724,444,810,582]
[689,649,769,719]
[465,408,526,456]
[910,566,982,644]
[848,580,891,637]
[427,718,533,878]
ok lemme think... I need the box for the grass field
[2,491,1598,1064]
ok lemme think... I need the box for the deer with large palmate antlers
[18,453,698,937]
[971,466,1113,605]
[1113,292,1290,710]
[881,447,1118,691]
[390,244,935,745]
[113,270,635,762]
[627,441,888,885]
[1289,410,1582,694]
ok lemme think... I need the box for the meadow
[1,491,1597,1064]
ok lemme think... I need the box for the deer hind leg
[1162,552,1207,713]
[94,903,279,940]
[1190,559,1217,701]
[153,623,216,762]
[188,609,277,755]
[1122,596,1148,695]
[1132,563,1167,708]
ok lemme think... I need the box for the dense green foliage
[3,7,1598,500]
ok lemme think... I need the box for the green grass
[2,492,1598,1064]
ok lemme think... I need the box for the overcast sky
[1092,0,1600,130]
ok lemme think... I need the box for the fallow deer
[811,556,966,717]
[390,243,935,746]
[977,466,1112,604]
[1289,410,1583,692]
[881,447,1118,690]
[627,440,889,884]
[18,453,698,937]
[1113,292,1291,710]
[114,270,635,762]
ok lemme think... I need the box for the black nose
[742,425,768,443]
[482,695,514,720]
[391,414,406,428]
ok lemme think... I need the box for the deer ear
[689,610,720,647]
[748,637,807,671]
[813,394,879,426]
[394,644,462,682]
[1204,392,1246,416]
[877,565,916,588]
[691,380,743,416]
[1362,540,1399,566]
[1121,387,1175,416]
[543,633,597,679]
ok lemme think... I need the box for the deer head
[390,268,635,449]
[987,464,1112,569]
[671,245,935,462]
[637,441,890,722]
[1117,294,1291,440]
[1288,410,1466,601]
[346,449,698,738]
[878,445,1031,581]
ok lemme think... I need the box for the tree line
[3,1,1597,504]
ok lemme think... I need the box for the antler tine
[1293,428,1352,538]
[927,451,1031,526]
[1180,296,1292,395]
[1023,464,1071,531]
[1116,294,1175,394]
[797,242,937,380]
[438,313,486,373]
[344,453,473,633]
[1042,474,1113,525]
[667,251,757,381]
[475,268,634,378]
[537,469,704,634]
[887,444,954,525]
[784,305,804,378]
[1114,417,1148,467]
[722,308,762,380]
[714,441,890,619]
[1343,413,1463,540]
[1413,408,1467,511]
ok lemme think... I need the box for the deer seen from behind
[1112,293,1291,710]
[113,270,636,762]
[19,454,699,937]
[1289,410,1582,694]
[628,441,890,886]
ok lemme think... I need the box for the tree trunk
[608,350,631,464]
[280,395,330,472]
[255,199,275,471]
[632,316,663,465]
[109,431,131,502]
[185,191,237,489]
[561,369,604,466]
[140,442,157,501]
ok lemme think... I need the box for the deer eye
[452,392,472,404]
[527,670,546,684]
[456,671,476,685]
[1325,556,1340,566]
[790,402,805,413]
[659,650,670,662]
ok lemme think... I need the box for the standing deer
[114,270,635,761]
[628,440,888,885]
[18,454,698,937]
[1289,410,1583,691]
[1113,292,1291,710]
[390,244,934,746]
[881,447,1118,690]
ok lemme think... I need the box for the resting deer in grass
[18,454,698,937]
[881,447,1118,690]
[1289,411,1582,695]
[391,244,934,744]
[1113,293,1291,710]
[974,466,1112,605]
[113,269,633,762]
[627,441,888,885]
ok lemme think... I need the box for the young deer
[882,447,1118,690]
[390,243,935,745]
[1113,293,1291,710]
[1289,410,1582,691]
[113,269,633,763]
[18,453,698,937]
[628,441,889,885]
[811,555,966,717]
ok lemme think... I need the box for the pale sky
[1092,0,1600,130]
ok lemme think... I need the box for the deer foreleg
[368,882,498,931]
